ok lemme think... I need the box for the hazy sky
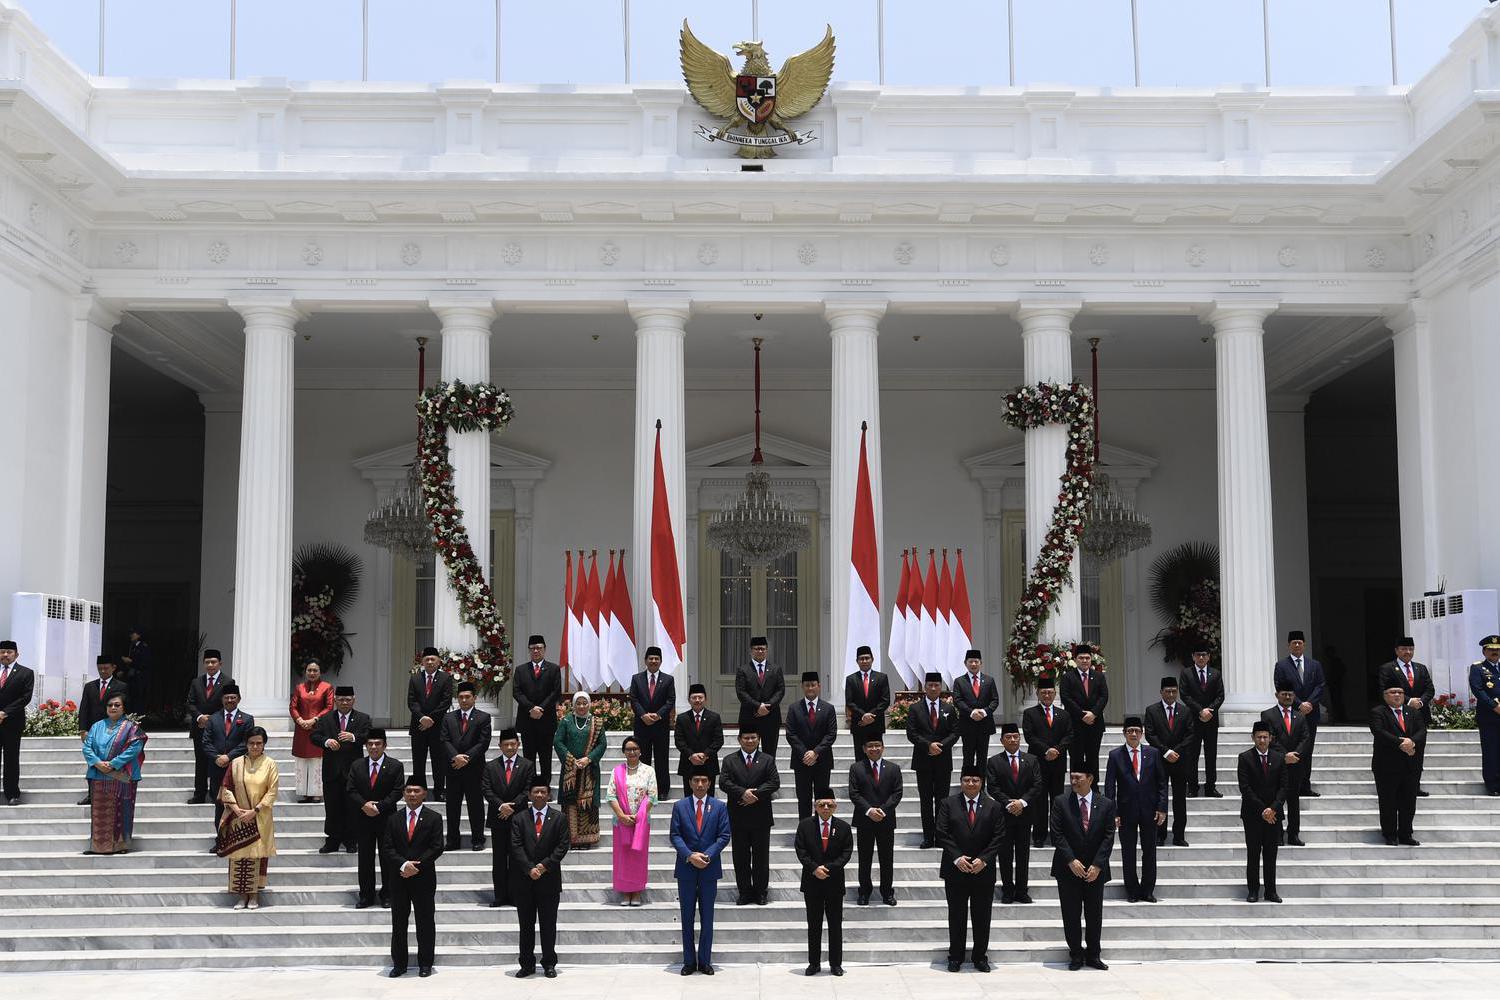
[15,0,1491,89]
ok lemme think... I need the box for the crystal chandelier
[706,337,811,567]
[1081,337,1152,564]
[363,337,435,562]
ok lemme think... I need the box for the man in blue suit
[1103,716,1166,903]
[1273,630,1326,796]
[1469,635,1500,796]
[670,765,732,975]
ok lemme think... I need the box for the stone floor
[20,961,1500,999]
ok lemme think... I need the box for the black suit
[201,709,254,828]
[1260,705,1311,840]
[0,662,32,800]
[848,757,903,896]
[734,661,786,754]
[310,708,372,849]
[1179,664,1224,792]
[407,670,454,796]
[510,804,570,972]
[1273,654,1326,791]
[1237,747,1288,894]
[481,754,533,903]
[1022,702,1073,847]
[674,708,724,797]
[1058,669,1109,778]
[349,754,406,903]
[1370,704,1426,842]
[795,813,853,968]
[720,749,780,900]
[629,669,676,797]
[951,671,1000,769]
[380,806,444,972]
[906,696,958,841]
[439,708,492,845]
[843,669,892,752]
[936,792,1005,965]
[1103,744,1167,899]
[985,749,1045,896]
[1049,790,1117,963]
[184,671,227,800]
[1378,659,1436,780]
[785,697,837,818]
[1143,701,1198,843]
[513,659,563,786]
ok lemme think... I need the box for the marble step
[0,935,1495,972]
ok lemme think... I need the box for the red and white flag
[920,549,941,682]
[937,550,955,683]
[887,550,913,689]
[605,550,638,688]
[649,423,687,676]
[576,550,602,690]
[948,549,974,678]
[560,550,573,677]
[904,547,925,679]
[565,550,587,686]
[598,551,618,687]
[845,423,881,675]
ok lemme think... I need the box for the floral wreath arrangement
[416,379,517,694]
[290,544,361,674]
[1000,382,1098,686]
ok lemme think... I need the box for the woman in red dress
[289,660,334,802]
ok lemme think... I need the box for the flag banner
[920,549,940,682]
[599,551,618,688]
[606,550,639,688]
[845,423,881,675]
[949,549,974,682]
[938,550,954,682]
[566,549,587,687]
[650,423,687,675]
[905,547,925,680]
[560,550,573,672]
[888,549,913,688]
[578,551,602,690]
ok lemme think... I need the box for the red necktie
[1045,705,1052,727]
[862,673,870,698]
[1166,705,1174,730]
[461,712,468,734]
[370,759,380,788]
[534,811,543,837]
[649,675,656,698]
[873,760,882,782]
[808,701,816,725]
[205,675,215,698]
[505,759,513,782]
[1131,746,1140,779]
[695,714,702,732]
[757,664,765,683]
[534,664,541,679]
[930,704,938,729]
[967,800,976,826]
[224,714,232,736]
[971,675,980,697]
[340,714,349,731]
[696,799,704,832]
[821,820,829,851]
[1080,797,1090,832]
[1082,671,1090,697]
[1261,754,1269,777]
[1396,709,1406,733]
[406,810,417,841]
[1010,755,1019,781]
[1283,708,1292,734]
[0,668,8,687]
[1403,664,1414,687]
[100,679,108,697]
[425,674,433,697]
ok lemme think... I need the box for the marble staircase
[0,728,1494,971]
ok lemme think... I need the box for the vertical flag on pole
[599,551,618,687]
[888,549,911,688]
[949,548,974,677]
[845,422,881,674]
[921,549,941,682]
[937,550,954,681]
[650,421,687,675]
[567,550,586,689]
[607,551,639,687]
[560,550,573,688]
[578,550,602,690]
[905,547,925,678]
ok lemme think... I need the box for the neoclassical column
[1210,301,1280,716]
[630,301,689,696]
[63,296,118,602]
[430,299,496,651]
[1389,302,1439,600]
[827,300,887,699]
[228,298,303,724]
[1017,299,1082,644]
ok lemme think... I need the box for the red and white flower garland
[416,380,516,693]
[1001,382,1099,686]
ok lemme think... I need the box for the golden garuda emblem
[680,20,835,158]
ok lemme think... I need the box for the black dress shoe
[379,893,390,907]
[1000,890,1015,904]
[1031,840,1046,849]
[389,967,406,978]
[1015,892,1033,904]
[830,966,845,976]
[488,900,503,908]
[206,844,218,854]
[354,898,373,909]
[1155,837,1168,848]
[419,967,433,978]
[1416,788,1430,797]
[344,843,357,853]
[698,964,714,975]
[920,839,935,850]
[736,894,753,906]
[1246,890,1259,903]
[543,967,557,978]
[472,839,486,851]
[1489,790,1500,797]
[1086,958,1109,970]
[973,959,991,973]
[515,968,534,979]
[681,964,696,976]
[1385,837,1399,846]
[1172,838,1189,847]
[948,961,962,973]
[1400,837,1421,846]
[1204,787,1223,798]
[856,892,870,906]
[882,892,898,906]
[1068,958,1084,971]
[187,796,206,804]
[1125,893,1139,903]
[1187,786,1200,798]
[805,965,821,976]
[445,841,462,851]
[1142,894,1157,903]
[76,794,91,805]
[318,842,339,854]
[1264,892,1283,903]
[1305,789,1321,798]
[756,893,769,905]
[1286,836,1305,847]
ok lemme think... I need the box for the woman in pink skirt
[606,736,658,905]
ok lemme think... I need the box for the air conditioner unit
[9,592,102,707]
[1406,595,1431,687]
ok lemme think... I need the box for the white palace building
[3,0,1500,729]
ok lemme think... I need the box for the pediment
[687,431,829,471]
[965,441,1157,486]
[354,439,551,485]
